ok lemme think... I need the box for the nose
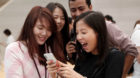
[41,29,47,36]
[56,17,61,24]
[76,34,82,41]
[75,10,81,17]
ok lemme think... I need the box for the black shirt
[74,49,124,78]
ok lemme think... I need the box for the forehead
[76,20,90,30]
[69,0,88,8]
[53,7,64,15]
[37,18,50,27]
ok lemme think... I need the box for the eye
[79,7,85,11]
[61,17,65,20]
[81,31,87,34]
[53,16,58,19]
[37,26,43,30]
[71,8,76,12]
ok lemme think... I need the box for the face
[76,20,98,54]
[53,7,65,31]
[33,18,52,45]
[69,0,92,20]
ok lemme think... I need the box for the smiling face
[76,20,98,54]
[33,18,52,45]
[53,7,65,31]
[69,0,92,20]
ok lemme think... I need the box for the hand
[66,41,76,54]
[57,61,84,78]
[46,60,59,74]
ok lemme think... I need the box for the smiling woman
[47,11,125,78]
[4,6,66,78]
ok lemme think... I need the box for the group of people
[4,0,139,78]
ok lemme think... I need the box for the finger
[47,63,57,68]
[68,45,76,49]
[58,61,67,67]
[48,69,57,73]
[69,41,76,44]
[70,49,76,53]
[46,60,54,64]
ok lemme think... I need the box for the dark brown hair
[18,6,66,65]
[134,20,140,28]
[69,0,91,7]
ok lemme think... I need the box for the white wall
[0,0,140,60]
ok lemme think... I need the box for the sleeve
[4,44,23,78]
[106,22,138,57]
[105,49,125,78]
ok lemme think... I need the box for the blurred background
[0,0,140,78]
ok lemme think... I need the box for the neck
[91,49,98,55]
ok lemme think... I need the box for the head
[105,15,116,24]
[74,11,108,63]
[4,29,11,36]
[46,2,69,32]
[18,6,66,64]
[69,0,92,20]
[134,20,140,28]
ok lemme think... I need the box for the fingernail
[56,61,59,67]
[50,60,53,63]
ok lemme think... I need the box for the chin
[38,42,45,45]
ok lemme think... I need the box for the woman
[4,6,66,78]
[47,11,125,78]
[46,2,70,61]
[131,20,140,78]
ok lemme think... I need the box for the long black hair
[46,2,70,60]
[73,11,109,65]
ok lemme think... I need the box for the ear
[89,5,92,11]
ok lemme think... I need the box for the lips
[81,43,88,51]
[39,37,46,41]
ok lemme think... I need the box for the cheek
[71,12,76,16]
[89,35,98,49]
[33,27,38,36]
[62,20,65,26]
[54,18,58,23]
[47,32,52,38]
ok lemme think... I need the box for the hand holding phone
[44,53,56,63]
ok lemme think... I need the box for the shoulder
[109,48,124,57]
[106,48,125,63]
[5,41,24,56]
[6,42,19,50]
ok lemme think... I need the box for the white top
[4,41,52,78]
[6,35,15,45]
[131,24,140,78]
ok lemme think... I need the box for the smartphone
[70,29,76,41]
[44,53,56,63]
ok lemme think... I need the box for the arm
[106,22,138,78]
[4,44,23,78]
